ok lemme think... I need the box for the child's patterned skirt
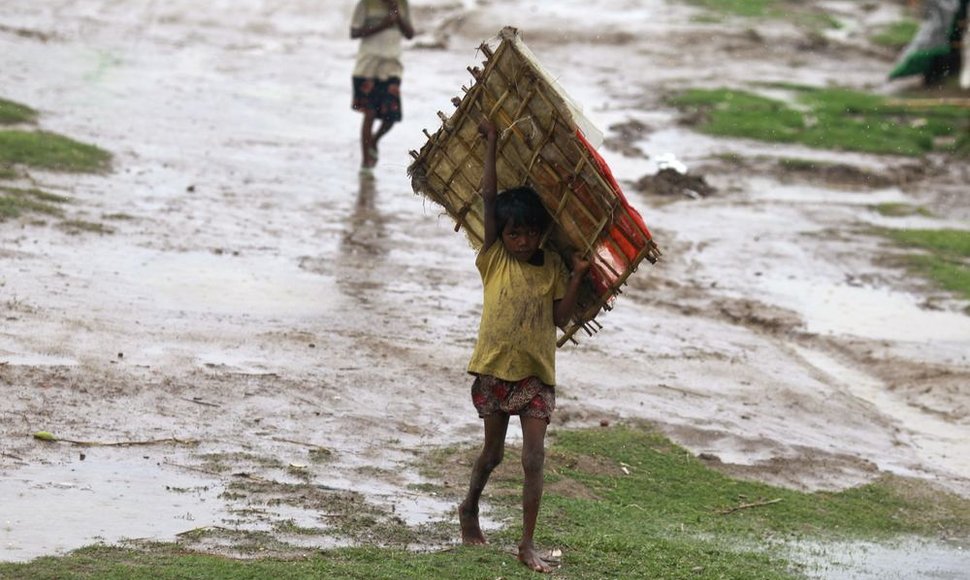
[471,374,555,423]
[352,76,402,122]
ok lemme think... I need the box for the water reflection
[341,173,387,257]
[334,174,390,305]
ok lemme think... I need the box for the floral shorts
[471,375,555,423]
[352,76,402,122]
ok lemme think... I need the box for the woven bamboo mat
[408,27,661,346]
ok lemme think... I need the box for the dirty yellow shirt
[467,243,568,386]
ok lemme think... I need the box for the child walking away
[350,0,414,174]
[459,120,590,573]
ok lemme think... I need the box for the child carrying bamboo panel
[458,119,590,574]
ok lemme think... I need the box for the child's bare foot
[518,542,553,573]
[458,501,486,544]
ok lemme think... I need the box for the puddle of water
[360,483,465,529]
[787,536,970,580]
[748,181,909,206]
[223,498,323,532]
[655,201,969,346]
[0,455,227,562]
[298,463,463,528]
[110,250,342,317]
[763,277,970,343]
[791,344,970,481]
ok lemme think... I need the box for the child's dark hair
[495,186,551,234]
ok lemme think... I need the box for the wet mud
[1,0,968,571]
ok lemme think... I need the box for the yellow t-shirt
[467,243,568,386]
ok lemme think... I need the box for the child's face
[501,222,542,262]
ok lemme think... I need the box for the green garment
[890,0,967,79]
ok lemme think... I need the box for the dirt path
[1,0,968,562]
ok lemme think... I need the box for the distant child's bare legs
[460,413,509,544]
[359,109,395,169]
[373,119,395,149]
[359,109,377,168]
[518,415,552,573]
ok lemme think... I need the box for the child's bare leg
[359,109,377,167]
[366,119,394,165]
[518,415,552,573]
[460,413,509,544]
[372,119,395,148]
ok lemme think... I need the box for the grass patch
[884,228,970,259]
[59,219,114,235]
[0,130,111,172]
[669,86,970,156]
[685,0,777,18]
[773,157,894,189]
[198,452,286,474]
[905,254,970,302]
[957,131,970,156]
[872,203,932,218]
[4,425,968,578]
[777,157,822,171]
[0,97,37,125]
[547,427,970,539]
[273,519,324,536]
[880,228,970,300]
[308,446,334,463]
[103,212,136,221]
[683,0,839,29]
[871,19,919,49]
[0,186,68,219]
[0,97,116,234]
[688,13,724,24]
[218,477,432,547]
[792,11,840,32]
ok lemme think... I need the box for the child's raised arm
[478,119,498,252]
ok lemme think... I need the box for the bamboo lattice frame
[408,27,661,346]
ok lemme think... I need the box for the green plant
[0,130,111,172]
[0,97,38,125]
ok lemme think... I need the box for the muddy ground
[1,0,968,565]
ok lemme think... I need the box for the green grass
[872,203,932,218]
[0,130,111,172]
[59,219,114,235]
[685,0,777,17]
[547,428,969,539]
[668,87,970,156]
[0,186,68,219]
[884,229,970,260]
[3,425,968,579]
[0,97,37,125]
[881,228,970,301]
[792,12,841,32]
[103,212,136,221]
[683,0,839,29]
[871,19,919,49]
[777,158,818,171]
